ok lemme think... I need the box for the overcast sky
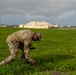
[0,0,76,26]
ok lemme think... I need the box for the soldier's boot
[24,50,36,64]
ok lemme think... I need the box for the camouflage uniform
[0,29,35,66]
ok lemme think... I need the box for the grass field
[0,27,76,75]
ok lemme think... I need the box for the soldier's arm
[24,38,36,64]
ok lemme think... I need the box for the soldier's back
[6,29,33,42]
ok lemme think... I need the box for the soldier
[0,29,41,66]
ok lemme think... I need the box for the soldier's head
[32,32,41,41]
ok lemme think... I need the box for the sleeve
[23,38,36,63]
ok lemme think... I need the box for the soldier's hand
[29,45,35,50]
[30,60,36,65]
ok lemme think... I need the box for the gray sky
[0,0,76,26]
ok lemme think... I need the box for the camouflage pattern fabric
[0,29,35,66]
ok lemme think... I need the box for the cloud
[56,11,75,20]
[0,0,76,25]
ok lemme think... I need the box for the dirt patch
[41,70,69,75]
[52,70,68,75]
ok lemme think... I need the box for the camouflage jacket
[6,29,34,49]
[6,29,34,42]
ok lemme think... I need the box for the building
[0,24,7,27]
[49,24,59,28]
[19,21,52,29]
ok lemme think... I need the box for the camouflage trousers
[0,40,19,66]
[0,40,35,66]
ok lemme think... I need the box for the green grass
[0,27,76,75]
